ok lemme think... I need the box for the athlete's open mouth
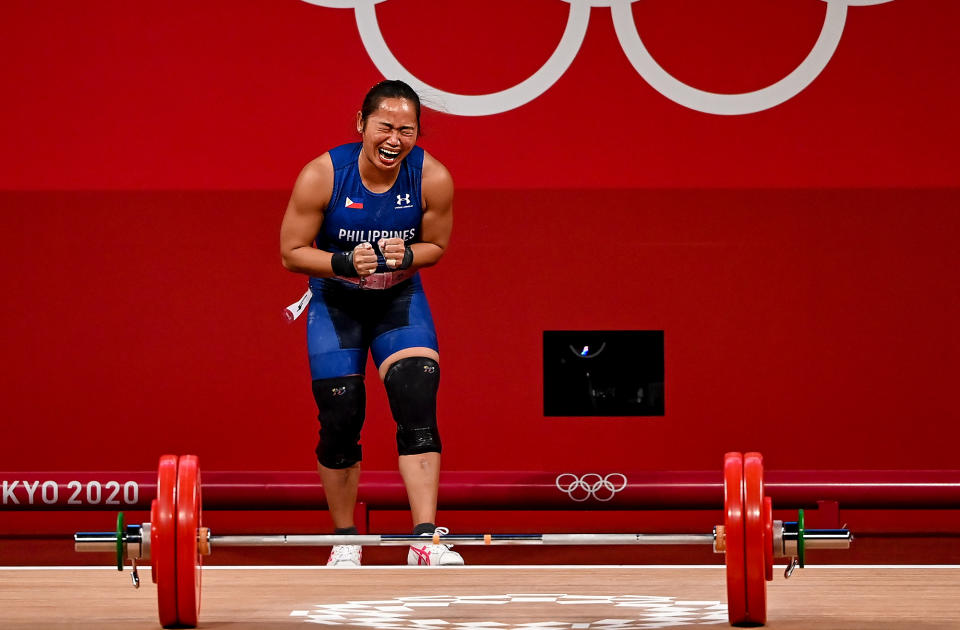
[378,147,400,162]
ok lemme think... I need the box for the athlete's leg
[380,349,441,525]
[397,453,440,526]
[369,277,443,528]
[371,279,462,565]
[313,375,365,529]
[316,464,361,529]
[307,281,368,532]
[377,347,439,380]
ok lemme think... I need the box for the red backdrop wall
[2,0,958,190]
[1,1,958,560]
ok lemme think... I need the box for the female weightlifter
[280,80,461,567]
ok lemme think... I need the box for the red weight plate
[764,496,773,582]
[153,454,179,628]
[743,452,767,625]
[176,455,203,628]
[723,452,747,625]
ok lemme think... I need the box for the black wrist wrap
[398,246,414,270]
[331,250,358,277]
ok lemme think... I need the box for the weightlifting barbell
[74,452,851,628]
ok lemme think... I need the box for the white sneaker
[327,544,362,567]
[407,527,465,566]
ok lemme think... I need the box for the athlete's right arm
[281,154,378,278]
[280,154,335,276]
[279,154,345,277]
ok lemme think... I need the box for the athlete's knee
[383,357,442,455]
[312,375,365,469]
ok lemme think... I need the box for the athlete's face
[357,97,419,171]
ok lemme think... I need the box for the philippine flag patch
[345,196,364,209]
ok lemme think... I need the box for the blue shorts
[306,274,438,379]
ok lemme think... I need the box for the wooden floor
[1,566,958,629]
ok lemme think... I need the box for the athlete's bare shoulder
[301,152,334,184]
[421,150,453,212]
[292,152,335,210]
[421,150,453,192]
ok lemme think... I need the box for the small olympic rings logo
[555,473,628,502]
[301,0,894,116]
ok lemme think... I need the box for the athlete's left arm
[383,151,453,270]
[415,152,453,266]
[380,152,453,269]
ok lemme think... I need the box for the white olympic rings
[555,473,628,502]
[301,0,894,116]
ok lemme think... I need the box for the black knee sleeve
[383,357,442,455]
[312,375,365,469]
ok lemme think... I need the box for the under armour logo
[396,193,411,207]
[555,473,628,502]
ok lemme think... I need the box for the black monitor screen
[543,330,665,417]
